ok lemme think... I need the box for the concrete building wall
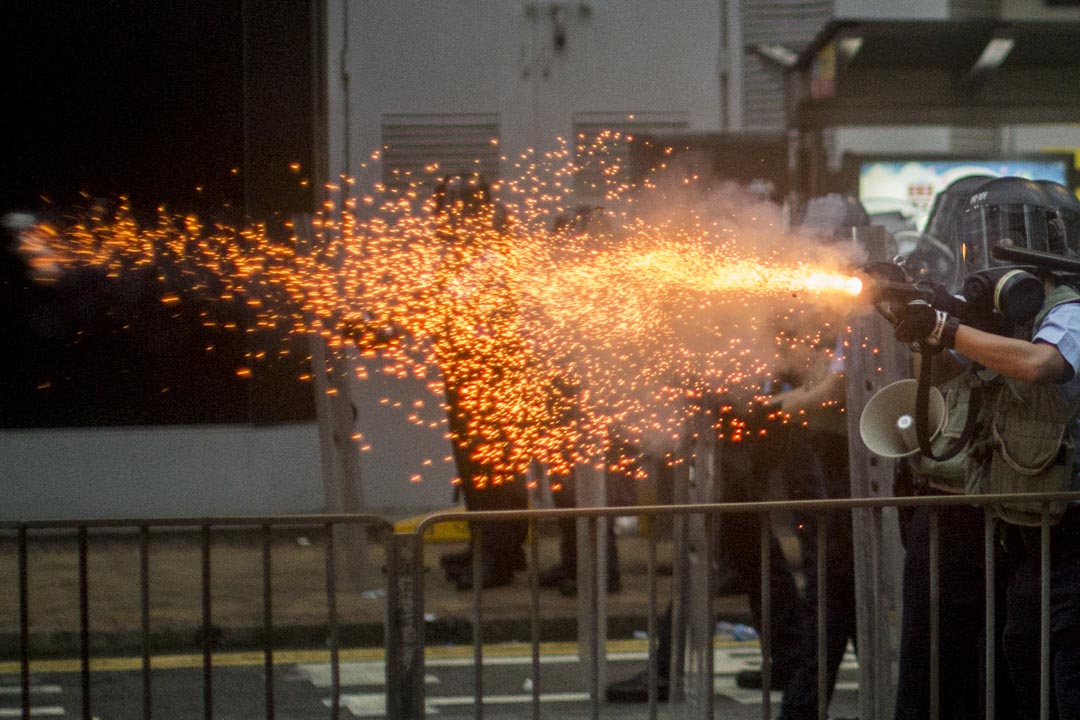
[330,0,731,194]
[1,424,323,521]
[835,0,949,18]
[318,1,741,517]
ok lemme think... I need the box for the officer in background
[889,177,1080,719]
[431,172,529,590]
[606,193,866,706]
[538,207,625,597]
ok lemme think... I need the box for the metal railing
[4,493,1079,720]
[1,514,392,720]
[391,492,1080,720]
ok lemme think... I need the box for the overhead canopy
[789,19,1080,128]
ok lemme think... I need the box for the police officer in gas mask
[889,177,1080,719]
[891,173,1019,720]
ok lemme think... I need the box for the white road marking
[296,662,437,688]
[327,691,591,717]
[298,644,861,717]
[430,692,589,706]
[0,686,62,695]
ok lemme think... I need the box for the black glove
[894,300,959,352]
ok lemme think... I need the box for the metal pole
[140,526,152,720]
[79,526,90,720]
[647,521,659,720]
[589,517,600,720]
[760,516,773,719]
[201,525,213,720]
[817,516,828,720]
[929,507,940,720]
[574,457,606,713]
[324,523,340,720]
[19,527,30,720]
[472,526,484,720]
[385,531,426,720]
[262,524,275,720]
[528,518,541,720]
[1040,506,1051,720]
[984,511,996,720]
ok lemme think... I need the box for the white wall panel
[1,424,323,521]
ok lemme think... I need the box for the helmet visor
[960,203,1051,272]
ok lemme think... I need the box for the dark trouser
[781,433,858,719]
[717,433,806,679]
[1000,507,1080,720]
[445,381,527,571]
[894,501,1017,720]
[720,506,806,677]
[648,517,804,684]
[780,508,856,717]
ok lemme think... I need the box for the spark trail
[17,136,865,486]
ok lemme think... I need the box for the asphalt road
[1,640,859,719]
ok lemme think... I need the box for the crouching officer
[889,177,1080,719]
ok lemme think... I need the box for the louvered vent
[742,0,832,130]
[381,114,501,192]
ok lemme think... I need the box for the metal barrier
[395,492,1080,720]
[1,514,392,720]
[5,494,1080,719]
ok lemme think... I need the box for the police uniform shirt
[1033,302,1080,492]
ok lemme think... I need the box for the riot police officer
[891,174,1014,720]
[890,177,1080,719]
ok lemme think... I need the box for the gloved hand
[894,300,959,352]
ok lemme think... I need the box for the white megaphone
[859,379,946,458]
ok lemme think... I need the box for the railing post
[574,459,606,716]
[668,439,693,704]
[682,406,718,716]
[386,530,425,720]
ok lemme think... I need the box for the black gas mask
[961,265,1044,332]
[952,177,1078,333]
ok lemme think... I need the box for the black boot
[453,561,514,590]
[606,668,668,703]
[735,664,793,690]
[439,548,472,579]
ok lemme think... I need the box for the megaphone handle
[914,350,980,462]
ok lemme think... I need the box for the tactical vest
[966,284,1080,526]
[909,370,973,494]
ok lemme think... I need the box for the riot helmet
[957,177,1064,275]
[906,174,992,291]
[1036,180,1080,258]
[951,177,1069,330]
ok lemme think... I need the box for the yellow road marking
[0,638,756,675]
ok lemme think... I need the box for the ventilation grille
[381,114,501,192]
[742,0,831,130]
